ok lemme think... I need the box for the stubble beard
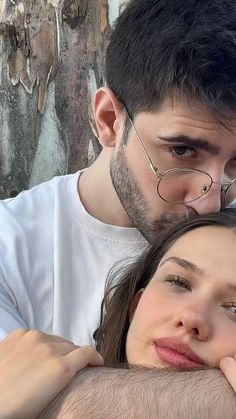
[110,144,196,243]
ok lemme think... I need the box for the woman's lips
[154,337,206,369]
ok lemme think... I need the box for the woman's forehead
[159,226,236,274]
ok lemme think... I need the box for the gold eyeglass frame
[124,108,236,205]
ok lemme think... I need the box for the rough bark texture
[0,0,127,198]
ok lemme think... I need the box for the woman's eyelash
[164,279,236,316]
[165,275,191,291]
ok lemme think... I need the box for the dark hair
[106,0,236,122]
[95,208,236,366]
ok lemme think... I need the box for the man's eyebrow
[225,283,236,293]
[156,135,221,155]
[159,256,204,274]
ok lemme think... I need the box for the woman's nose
[175,304,210,341]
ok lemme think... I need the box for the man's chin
[146,209,198,242]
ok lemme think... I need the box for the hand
[0,329,103,419]
[220,355,236,392]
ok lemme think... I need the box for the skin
[126,225,236,369]
[80,88,236,241]
[2,227,236,417]
[2,225,236,418]
[0,330,103,418]
[2,91,236,416]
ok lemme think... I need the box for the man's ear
[94,87,124,147]
[128,289,144,323]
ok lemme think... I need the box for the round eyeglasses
[125,109,236,206]
[155,167,236,205]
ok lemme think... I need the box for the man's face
[110,100,236,242]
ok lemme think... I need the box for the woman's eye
[170,146,196,158]
[165,275,191,291]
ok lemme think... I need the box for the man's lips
[154,337,206,369]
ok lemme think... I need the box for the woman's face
[126,226,236,369]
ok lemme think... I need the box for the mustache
[156,207,198,227]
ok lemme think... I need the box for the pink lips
[154,337,206,369]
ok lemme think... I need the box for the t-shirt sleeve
[0,278,27,341]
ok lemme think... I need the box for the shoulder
[0,172,80,265]
[0,172,81,289]
[0,172,79,224]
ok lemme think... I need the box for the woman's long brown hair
[95,208,236,366]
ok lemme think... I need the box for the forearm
[39,366,236,419]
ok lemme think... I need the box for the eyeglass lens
[157,170,236,205]
[225,179,236,206]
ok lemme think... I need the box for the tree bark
[0,0,127,198]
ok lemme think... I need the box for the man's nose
[189,189,221,214]
[174,304,210,341]
[188,176,223,215]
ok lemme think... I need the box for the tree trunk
[0,0,127,198]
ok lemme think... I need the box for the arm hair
[38,366,236,419]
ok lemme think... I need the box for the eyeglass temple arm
[221,181,233,191]
[123,107,159,177]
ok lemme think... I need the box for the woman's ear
[128,289,144,323]
[94,87,124,147]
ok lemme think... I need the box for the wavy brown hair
[95,208,236,366]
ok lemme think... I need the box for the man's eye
[224,304,236,315]
[228,158,236,169]
[165,275,191,291]
[171,146,196,158]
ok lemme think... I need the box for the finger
[23,330,79,351]
[3,330,77,348]
[11,330,79,353]
[3,331,79,360]
[49,341,80,356]
[27,330,76,345]
[220,357,236,392]
[65,346,104,375]
[45,334,78,345]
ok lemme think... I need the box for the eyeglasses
[125,110,236,206]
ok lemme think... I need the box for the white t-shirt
[0,171,147,345]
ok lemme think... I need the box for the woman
[95,208,236,372]
[1,208,236,417]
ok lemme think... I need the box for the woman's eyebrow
[159,256,204,274]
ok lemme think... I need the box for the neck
[78,150,135,228]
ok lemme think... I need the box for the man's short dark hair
[106,0,236,122]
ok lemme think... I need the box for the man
[1,0,236,417]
